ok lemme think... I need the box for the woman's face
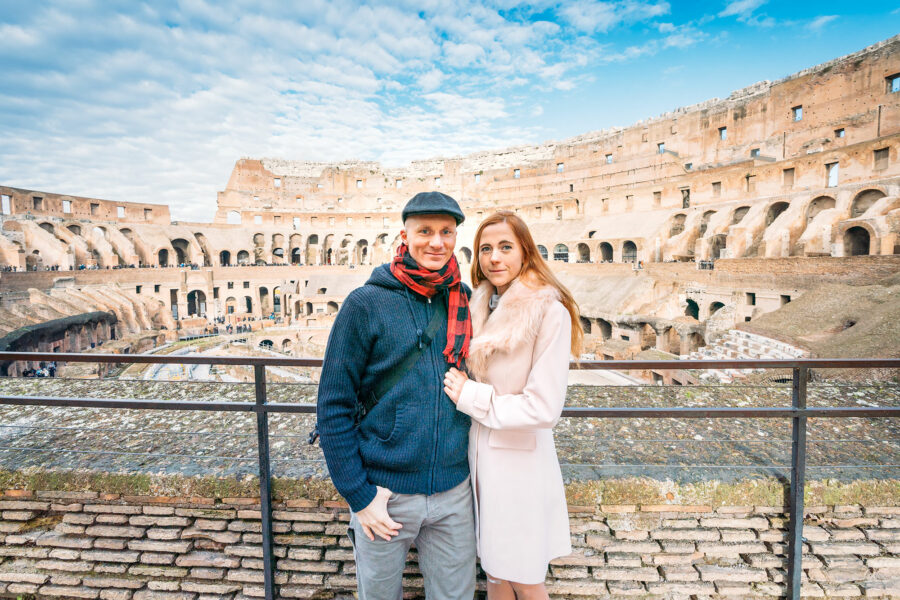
[478,221,524,294]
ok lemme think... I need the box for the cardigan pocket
[487,429,536,450]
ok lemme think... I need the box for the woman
[443,211,583,599]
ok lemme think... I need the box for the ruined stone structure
[1,35,899,363]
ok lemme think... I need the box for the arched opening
[806,196,835,223]
[236,250,250,265]
[67,224,82,236]
[282,339,292,354]
[685,299,699,319]
[305,302,313,315]
[597,318,612,340]
[576,243,590,263]
[244,296,253,313]
[326,301,339,314]
[851,189,886,218]
[640,323,656,351]
[291,247,302,264]
[186,290,207,317]
[273,248,284,262]
[537,245,548,260]
[26,250,42,270]
[710,234,727,259]
[844,227,870,256]
[39,222,54,234]
[260,339,274,350]
[171,239,190,265]
[158,248,170,267]
[732,206,750,225]
[355,239,369,265]
[688,332,706,352]
[253,233,266,265]
[193,233,212,266]
[273,287,282,314]
[765,202,789,226]
[669,214,686,237]
[307,234,320,265]
[598,242,613,262]
[459,247,472,264]
[225,297,236,314]
[553,244,569,262]
[699,211,716,236]
[622,241,637,263]
[709,301,725,316]
[227,211,241,225]
[339,236,354,266]
[323,234,334,265]
[579,317,591,334]
[259,287,271,314]
[219,251,231,266]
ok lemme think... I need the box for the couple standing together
[317,191,583,599]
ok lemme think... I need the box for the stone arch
[355,238,369,265]
[158,248,170,267]
[259,287,271,314]
[597,318,612,340]
[273,287,282,313]
[252,233,266,265]
[291,247,302,265]
[622,241,637,263]
[38,222,54,234]
[170,238,191,265]
[640,323,656,350]
[685,299,699,319]
[699,210,716,236]
[806,196,835,223]
[225,296,236,314]
[193,233,212,266]
[289,234,303,265]
[326,301,339,314]
[272,233,286,263]
[537,245,549,260]
[844,226,871,256]
[244,296,253,313]
[710,234,727,259]
[709,301,725,316]
[236,250,250,265]
[598,242,613,262]
[576,243,590,263]
[851,189,886,218]
[306,234,320,265]
[305,301,313,315]
[688,332,706,352]
[553,244,569,262]
[323,234,335,265]
[67,224,82,236]
[227,211,241,225]
[669,214,687,237]
[765,201,789,226]
[26,249,42,270]
[220,250,231,266]
[732,206,750,225]
[260,339,274,350]
[282,339,292,354]
[186,290,207,317]
[579,317,591,334]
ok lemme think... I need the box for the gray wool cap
[401,191,465,225]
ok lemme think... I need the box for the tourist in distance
[317,191,476,599]
[443,210,583,600]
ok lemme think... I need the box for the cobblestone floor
[0,377,897,483]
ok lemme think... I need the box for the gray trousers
[348,476,476,600]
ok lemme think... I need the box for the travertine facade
[1,35,899,362]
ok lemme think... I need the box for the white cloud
[807,15,838,31]
[560,1,670,33]
[718,0,766,19]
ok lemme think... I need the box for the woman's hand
[443,367,469,405]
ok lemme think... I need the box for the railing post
[254,364,276,600]
[787,366,808,600]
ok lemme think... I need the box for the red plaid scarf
[390,243,472,368]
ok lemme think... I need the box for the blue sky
[1,1,898,221]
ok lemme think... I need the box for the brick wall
[1,490,898,599]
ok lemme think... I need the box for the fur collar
[466,278,560,380]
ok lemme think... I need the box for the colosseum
[1,35,898,382]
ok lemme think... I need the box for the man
[317,191,475,600]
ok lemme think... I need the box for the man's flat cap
[401,191,465,225]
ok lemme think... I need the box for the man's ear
[400,229,408,244]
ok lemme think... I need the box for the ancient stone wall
[1,489,898,599]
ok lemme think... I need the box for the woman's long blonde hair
[470,211,584,357]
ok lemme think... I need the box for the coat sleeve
[456,301,570,430]
[317,291,378,512]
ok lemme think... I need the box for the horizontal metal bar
[1,395,898,418]
[2,351,899,370]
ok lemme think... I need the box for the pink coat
[456,279,572,584]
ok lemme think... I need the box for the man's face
[401,214,458,271]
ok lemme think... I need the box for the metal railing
[0,351,898,600]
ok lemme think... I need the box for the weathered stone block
[128,539,193,554]
[127,565,189,578]
[189,567,225,579]
[140,552,176,565]
[696,565,767,583]
[95,514,131,525]
[175,551,240,568]
[83,577,146,589]
[181,528,240,544]
[38,584,101,598]
[180,581,242,593]
[699,517,769,529]
[592,566,660,582]
[133,591,196,600]
[660,565,699,581]
[36,533,94,549]
[94,538,128,550]
[697,542,767,557]
[99,590,133,600]
[83,505,142,515]
[651,528,720,541]
[0,571,49,583]
[277,559,340,573]
[35,559,94,572]
[85,525,146,538]
[646,581,715,595]
[809,541,882,556]
[130,516,191,527]
[0,500,50,511]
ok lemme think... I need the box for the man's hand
[443,367,468,405]
[356,486,402,541]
